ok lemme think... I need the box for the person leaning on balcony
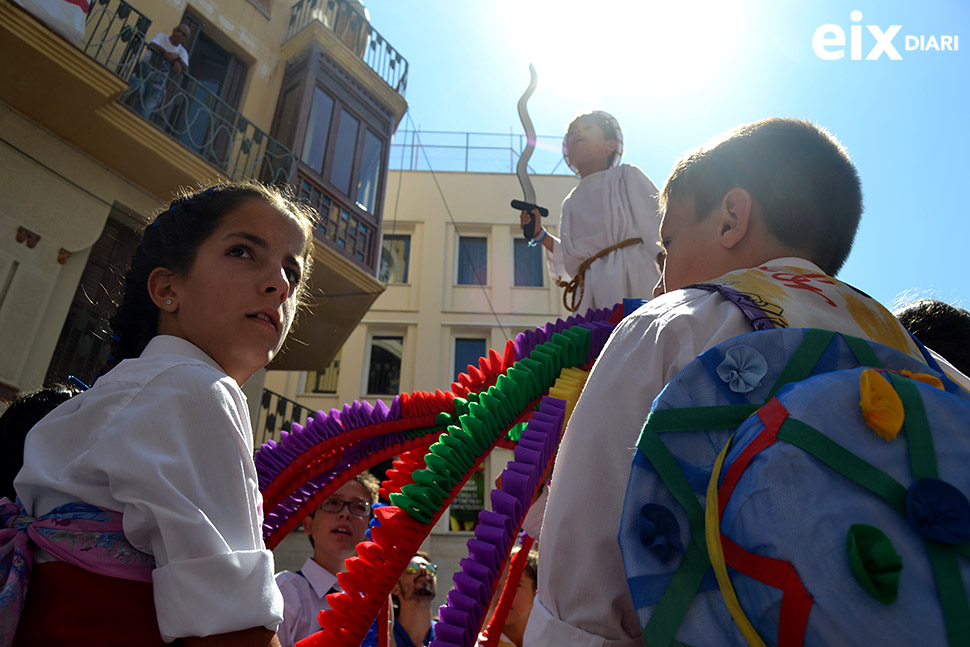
[519,111,662,314]
[134,23,191,118]
[147,22,191,75]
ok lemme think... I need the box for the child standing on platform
[520,111,662,313]
[5,181,317,646]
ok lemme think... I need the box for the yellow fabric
[706,266,925,363]
[859,370,904,441]
[899,370,945,390]
[706,436,767,647]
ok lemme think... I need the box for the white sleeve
[620,165,661,246]
[105,365,283,641]
[275,571,309,647]
[545,194,572,284]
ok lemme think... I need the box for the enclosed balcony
[285,0,408,96]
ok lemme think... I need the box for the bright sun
[510,0,749,104]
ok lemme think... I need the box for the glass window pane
[367,335,402,395]
[301,86,334,172]
[457,236,487,285]
[379,234,410,283]
[449,466,484,531]
[330,109,360,195]
[454,338,487,381]
[356,130,383,213]
[513,239,544,287]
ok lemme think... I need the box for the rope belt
[556,237,642,312]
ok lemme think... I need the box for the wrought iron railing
[286,0,408,95]
[82,0,152,81]
[120,53,297,183]
[255,389,309,447]
[389,129,574,176]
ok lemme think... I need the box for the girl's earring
[165,299,173,306]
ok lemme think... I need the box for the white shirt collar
[300,557,339,598]
[141,335,225,373]
[760,257,826,274]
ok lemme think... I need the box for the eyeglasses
[405,561,437,576]
[317,497,371,518]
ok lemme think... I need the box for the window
[46,216,140,387]
[330,109,360,195]
[307,351,340,394]
[454,338,487,381]
[449,466,484,531]
[457,236,487,285]
[513,239,544,287]
[356,130,383,213]
[367,335,403,395]
[379,234,410,283]
[302,86,335,172]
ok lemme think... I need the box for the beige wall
[266,169,578,606]
[0,105,158,393]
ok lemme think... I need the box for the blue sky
[366,0,969,308]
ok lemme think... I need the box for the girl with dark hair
[4,181,317,646]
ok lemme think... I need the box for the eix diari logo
[813,10,959,60]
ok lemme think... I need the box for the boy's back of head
[660,117,862,276]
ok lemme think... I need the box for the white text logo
[813,10,959,60]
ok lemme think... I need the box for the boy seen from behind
[525,117,970,647]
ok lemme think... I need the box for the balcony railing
[389,129,575,176]
[82,0,152,81]
[286,0,408,95]
[296,169,379,273]
[120,53,297,183]
[255,389,310,447]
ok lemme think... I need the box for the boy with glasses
[275,472,379,647]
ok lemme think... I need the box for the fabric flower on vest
[859,369,904,441]
[716,346,768,393]
[846,524,903,604]
[638,504,682,563]
[898,369,945,390]
[905,478,970,544]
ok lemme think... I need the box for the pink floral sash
[0,498,154,645]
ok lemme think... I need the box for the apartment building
[266,153,578,606]
[0,0,406,409]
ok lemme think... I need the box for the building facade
[267,166,579,609]
[0,0,406,409]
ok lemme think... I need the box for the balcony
[122,52,296,184]
[0,0,295,198]
[286,0,408,95]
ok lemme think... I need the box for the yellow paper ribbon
[706,437,767,647]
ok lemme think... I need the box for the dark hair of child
[0,385,80,500]
[895,299,970,375]
[661,117,863,276]
[102,180,317,374]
